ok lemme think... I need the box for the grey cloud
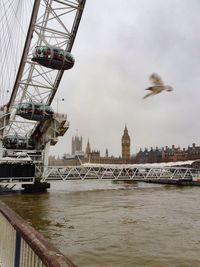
[51,0,200,157]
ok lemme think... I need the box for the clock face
[122,140,130,145]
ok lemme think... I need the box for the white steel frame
[41,165,197,182]
[4,0,86,138]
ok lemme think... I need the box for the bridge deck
[42,164,200,183]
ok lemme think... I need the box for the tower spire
[121,125,131,163]
[85,139,91,156]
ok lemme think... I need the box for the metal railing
[0,201,77,267]
[41,164,198,182]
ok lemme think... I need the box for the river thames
[0,181,200,267]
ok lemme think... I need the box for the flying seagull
[142,73,173,99]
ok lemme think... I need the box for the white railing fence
[0,201,77,267]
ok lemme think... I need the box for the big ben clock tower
[121,125,131,162]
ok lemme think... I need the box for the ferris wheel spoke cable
[0,0,33,107]
[0,2,14,104]
[0,7,15,104]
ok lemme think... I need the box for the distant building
[72,134,83,156]
[121,125,131,162]
[135,143,200,163]
[49,126,131,165]
[187,143,200,159]
[49,126,200,166]
[89,150,101,163]
[85,139,91,157]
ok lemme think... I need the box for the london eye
[0,0,86,165]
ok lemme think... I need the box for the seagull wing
[142,91,157,99]
[150,73,164,86]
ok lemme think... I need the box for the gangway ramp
[41,162,199,183]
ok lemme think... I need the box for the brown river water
[0,181,200,267]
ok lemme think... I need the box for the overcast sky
[50,0,200,157]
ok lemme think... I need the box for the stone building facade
[121,125,131,163]
[135,143,200,163]
[49,127,200,166]
[49,126,131,166]
[72,135,83,155]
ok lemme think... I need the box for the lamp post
[55,98,64,113]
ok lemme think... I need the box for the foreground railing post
[0,201,77,267]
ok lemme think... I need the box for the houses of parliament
[49,125,200,166]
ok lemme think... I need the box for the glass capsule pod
[3,135,35,150]
[31,46,75,70]
[16,102,54,121]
